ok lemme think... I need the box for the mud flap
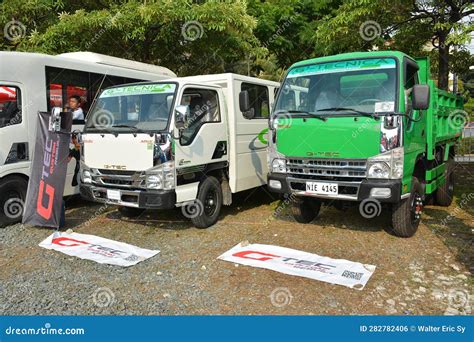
[221,179,232,206]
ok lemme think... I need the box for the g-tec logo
[103,164,127,170]
[233,250,336,273]
[52,237,125,256]
[37,136,58,220]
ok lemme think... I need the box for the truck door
[174,86,228,172]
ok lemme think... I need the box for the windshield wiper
[111,124,153,134]
[315,107,379,119]
[274,110,327,121]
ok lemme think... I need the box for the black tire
[435,158,454,206]
[291,197,321,223]
[191,176,222,229]
[390,177,423,238]
[0,176,28,227]
[118,206,145,218]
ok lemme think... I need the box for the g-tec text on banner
[22,111,72,228]
[39,232,159,267]
[218,243,376,290]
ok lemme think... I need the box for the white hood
[82,133,154,171]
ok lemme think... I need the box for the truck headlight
[271,158,287,173]
[83,170,92,184]
[367,147,404,179]
[146,161,175,190]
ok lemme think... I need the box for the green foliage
[0,0,472,82]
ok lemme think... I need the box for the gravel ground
[0,164,472,315]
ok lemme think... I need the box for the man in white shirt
[68,95,84,120]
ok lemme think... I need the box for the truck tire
[435,158,454,207]
[0,176,28,228]
[191,176,222,229]
[118,206,145,218]
[291,197,321,223]
[390,177,423,238]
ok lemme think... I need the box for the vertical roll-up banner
[22,111,72,228]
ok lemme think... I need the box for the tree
[1,0,263,76]
[314,0,474,90]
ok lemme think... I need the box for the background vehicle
[0,51,175,226]
[80,73,279,227]
[267,51,464,237]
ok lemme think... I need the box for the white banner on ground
[218,243,376,290]
[39,232,159,267]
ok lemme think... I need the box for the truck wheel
[0,176,28,228]
[191,176,222,229]
[291,197,321,223]
[390,177,423,238]
[118,206,145,218]
[435,158,454,206]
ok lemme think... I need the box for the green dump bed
[416,57,464,159]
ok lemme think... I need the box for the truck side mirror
[412,84,430,110]
[175,105,190,130]
[239,90,255,119]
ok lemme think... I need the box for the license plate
[106,189,121,201]
[306,182,338,195]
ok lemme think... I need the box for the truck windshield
[86,83,177,132]
[275,58,397,116]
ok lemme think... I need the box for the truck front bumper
[80,184,176,209]
[267,173,402,203]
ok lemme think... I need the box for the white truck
[80,73,279,227]
[0,51,176,226]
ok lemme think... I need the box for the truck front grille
[286,158,367,179]
[91,169,146,189]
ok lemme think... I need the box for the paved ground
[0,164,472,315]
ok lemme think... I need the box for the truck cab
[267,51,464,237]
[80,74,279,227]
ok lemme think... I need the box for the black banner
[22,112,72,228]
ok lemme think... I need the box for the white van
[0,51,175,226]
[80,73,279,227]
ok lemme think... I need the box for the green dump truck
[267,51,465,237]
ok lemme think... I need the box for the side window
[241,83,270,119]
[0,86,21,128]
[405,61,419,114]
[46,67,89,124]
[179,88,220,146]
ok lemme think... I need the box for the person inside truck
[67,95,84,121]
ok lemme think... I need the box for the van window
[46,67,145,124]
[241,83,270,118]
[46,67,89,123]
[179,88,220,146]
[0,86,21,128]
